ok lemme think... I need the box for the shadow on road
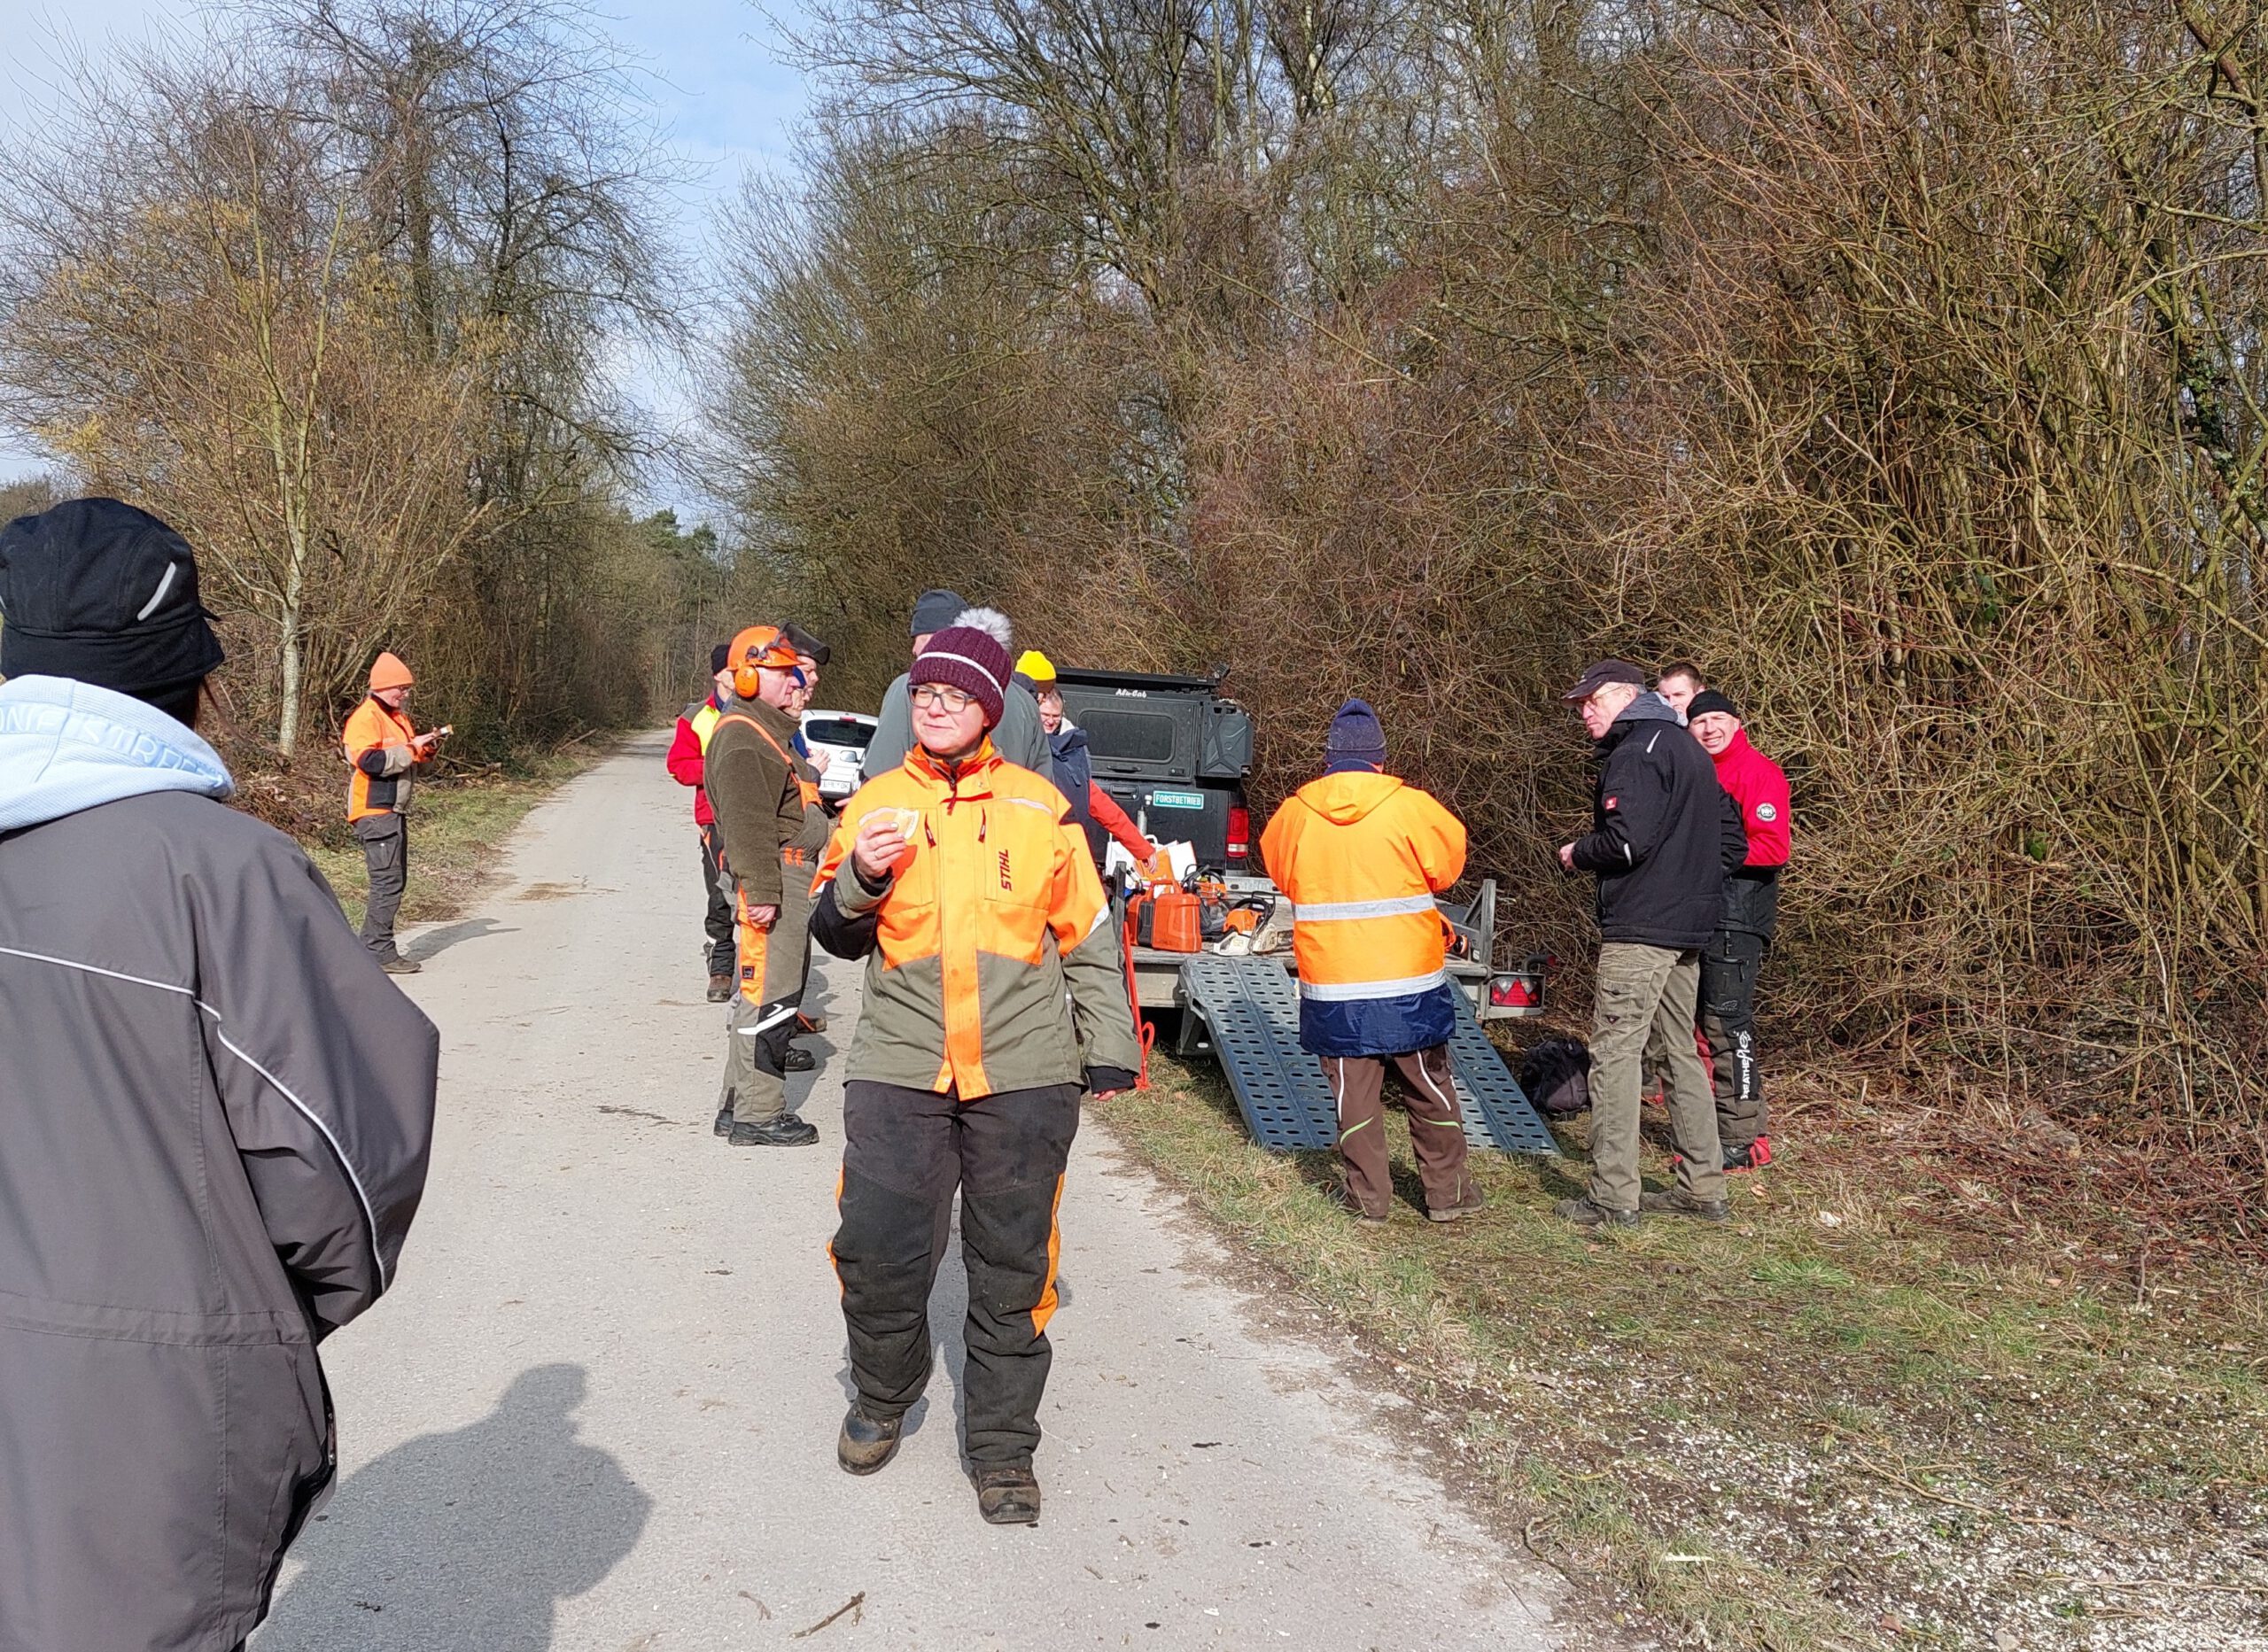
[408,915,516,963]
[254,1364,649,1651]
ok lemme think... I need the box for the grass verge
[1095,1051,2268,1651]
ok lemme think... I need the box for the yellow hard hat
[1014,648,1057,686]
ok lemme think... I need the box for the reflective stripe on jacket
[811,742,1141,1098]
[1260,771,1467,1058]
[342,697,421,822]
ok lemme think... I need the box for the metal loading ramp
[1175,955,1559,1155]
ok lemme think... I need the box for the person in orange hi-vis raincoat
[1261,698,1481,1226]
[811,621,1140,1527]
[343,651,445,973]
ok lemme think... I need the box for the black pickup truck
[1052,666,1255,869]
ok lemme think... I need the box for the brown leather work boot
[1639,1188,1730,1222]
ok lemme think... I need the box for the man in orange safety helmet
[707,625,827,1146]
[1261,699,1481,1226]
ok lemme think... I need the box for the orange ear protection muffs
[727,624,801,699]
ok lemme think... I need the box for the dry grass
[288,746,603,932]
[1097,1051,2268,1651]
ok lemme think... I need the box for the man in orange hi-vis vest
[343,651,446,973]
[1261,698,1482,1227]
[707,625,825,1147]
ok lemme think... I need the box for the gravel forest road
[250,732,1569,1652]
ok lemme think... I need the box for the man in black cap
[858,591,1051,779]
[0,498,437,1651]
[1554,658,1747,1227]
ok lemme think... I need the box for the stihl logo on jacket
[812,743,1141,1099]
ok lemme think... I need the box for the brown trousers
[1321,1047,1474,1219]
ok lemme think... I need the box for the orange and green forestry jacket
[1260,769,1467,1058]
[342,697,427,822]
[705,696,814,907]
[812,742,1142,1099]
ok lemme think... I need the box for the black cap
[782,622,831,667]
[1686,688,1739,720]
[709,641,732,674]
[1560,658,1646,702]
[910,588,966,635]
[0,498,225,702]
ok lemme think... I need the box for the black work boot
[974,1464,1041,1526]
[1640,1188,1730,1222]
[836,1405,904,1476]
[783,1046,816,1073]
[713,1105,734,1138]
[729,1113,819,1148]
[379,954,422,975]
[1555,1197,1639,1229]
[706,974,733,1004]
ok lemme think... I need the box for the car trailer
[1120,876,1560,1157]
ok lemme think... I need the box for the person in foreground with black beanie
[811,623,1140,1525]
[668,640,744,1000]
[0,498,438,1651]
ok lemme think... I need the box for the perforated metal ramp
[1443,988,1560,1154]
[1176,956,1559,1155]
[1177,955,1338,1150]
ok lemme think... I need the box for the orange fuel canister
[1151,888,1203,953]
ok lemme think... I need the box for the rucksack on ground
[1518,1036,1592,1116]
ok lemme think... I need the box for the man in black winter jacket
[1554,660,1747,1227]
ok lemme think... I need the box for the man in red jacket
[1685,690,1792,1168]
[667,643,739,1001]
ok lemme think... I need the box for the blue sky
[0,0,817,508]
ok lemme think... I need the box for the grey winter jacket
[0,676,439,1652]
[859,671,1051,781]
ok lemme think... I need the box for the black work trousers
[831,1079,1080,1469]
[1700,928,1769,1147]
[698,822,735,975]
[353,813,408,960]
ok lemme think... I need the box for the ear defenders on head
[727,624,801,699]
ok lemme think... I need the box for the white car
[801,710,878,801]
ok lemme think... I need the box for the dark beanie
[0,498,225,705]
[783,622,831,666]
[1686,688,1739,720]
[910,624,1010,728]
[1324,698,1386,771]
[910,588,966,636]
[709,641,732,674]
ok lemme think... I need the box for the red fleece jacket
[1713,726,1790,867]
